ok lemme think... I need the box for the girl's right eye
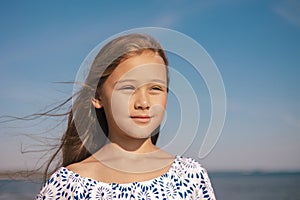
[120,85,135,90]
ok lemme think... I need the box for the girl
[36,33,216,199]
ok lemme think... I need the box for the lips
[130,115,152,123]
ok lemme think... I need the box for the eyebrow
[114,79,137,86]
[149,79,167,85]
[114,79,166,85]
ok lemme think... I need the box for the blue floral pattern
[36,156,216,199]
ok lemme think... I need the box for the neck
[92,136,174,173]
[107,135,158,153]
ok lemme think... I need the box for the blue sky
[0,0,299,171]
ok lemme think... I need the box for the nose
[134,89,150,110]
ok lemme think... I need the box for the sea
[1,172,300,199]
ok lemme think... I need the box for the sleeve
[35,171,65,200]
[198,167,216,200]
[178,156,216,199]
[35,168,83,200]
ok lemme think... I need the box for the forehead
[109,53,167,83]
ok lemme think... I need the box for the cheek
[110,92,131,118]
[150,104,166,122]
[153,95,168,109]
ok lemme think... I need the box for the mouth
[130,115,152,123]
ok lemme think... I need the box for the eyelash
[121,85,135,90]
[151,86,163,91]
[118,85,165,92]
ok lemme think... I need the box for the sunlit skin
[67,51,175,183]
[97,51,168,151]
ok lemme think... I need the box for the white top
[36,156,216,199]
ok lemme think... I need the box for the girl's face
[95,51,168,141]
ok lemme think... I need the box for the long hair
[43,33,169,182]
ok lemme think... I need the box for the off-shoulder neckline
[60,155,181,186]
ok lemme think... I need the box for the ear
[92,98,102,109]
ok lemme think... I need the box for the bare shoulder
[66,156,99,177]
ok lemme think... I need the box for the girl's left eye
[151,86,163,91]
